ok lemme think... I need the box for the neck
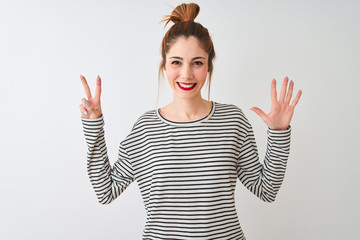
[170,96,211,121]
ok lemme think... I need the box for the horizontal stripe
[81,101,291,240]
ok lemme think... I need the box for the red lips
[177,82,197,90]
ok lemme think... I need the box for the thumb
[251,107,267,122]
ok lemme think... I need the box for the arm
[81,115,135,204]
[79,75,134,204]
[237,123,291,202]
[238,76,301,202]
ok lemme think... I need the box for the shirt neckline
[156,101,216,127]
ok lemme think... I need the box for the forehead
[167,36,208,59]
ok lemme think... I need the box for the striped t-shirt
[81,101,291,240]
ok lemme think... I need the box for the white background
[1,0,359,239]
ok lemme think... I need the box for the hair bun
[161,3,200,28]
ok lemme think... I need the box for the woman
[79,3,301,240]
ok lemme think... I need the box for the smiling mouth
[177,82,197,90]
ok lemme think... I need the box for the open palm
[79,75,102,119]
[251,77,302,130]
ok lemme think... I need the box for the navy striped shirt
[81,101,291,240]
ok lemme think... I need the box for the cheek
[165,65,179,80]
[195,67,208,80]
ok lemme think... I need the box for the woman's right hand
[79,75,103,119]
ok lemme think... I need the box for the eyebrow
[169,56,206,60]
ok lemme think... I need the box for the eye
[193,61,203,66]
[171,61,181,65]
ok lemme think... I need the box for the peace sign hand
[79,75,103,119]
[251,77,302,130]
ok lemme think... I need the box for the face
[164,36,209,101]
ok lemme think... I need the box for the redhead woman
[79,3,301,240]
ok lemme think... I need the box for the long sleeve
[81,115,135,204]
[237,122,291,203]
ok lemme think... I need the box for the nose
[180,65,193,80]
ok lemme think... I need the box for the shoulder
[215,101,242,113]
[213,101,252,130]
[214,101,248,120]
[120,109,158,147]
[130,109,158,131]
[210,101,253,139]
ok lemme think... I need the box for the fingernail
[84,100,89,107]
[84,110,88,115]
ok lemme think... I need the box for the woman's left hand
[251,77,302,130]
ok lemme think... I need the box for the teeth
[178,82,195,88]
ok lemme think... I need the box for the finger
[251,107,268,122]
[271,79,277,103]
[95,75,101,100]
[79,104,89,118]
[81,98,91,112]
[80,75,92,99]
[279,76,289,102]
[285,80,294,104]
[290,90,302,108]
